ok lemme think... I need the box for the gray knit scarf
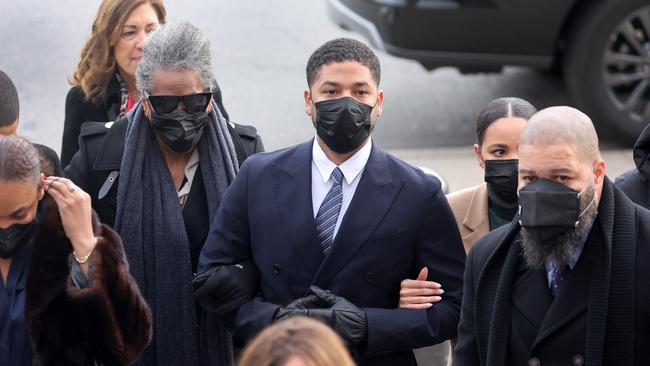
[114,102,238,366]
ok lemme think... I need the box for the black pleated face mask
[517,177,596,242]
[313,97,375,153]
[0,219,37,259]
[484,159,519,207]
[150,109,208,153]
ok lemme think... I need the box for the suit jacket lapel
[511,258,553,331]
[312,145,403,287]
[271,141,324,275]
[460,184,490,252]
[463,182,490,232]
[533,231,596,348]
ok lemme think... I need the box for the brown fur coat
[25,199,152,365]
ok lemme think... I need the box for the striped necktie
[315,167,344,255]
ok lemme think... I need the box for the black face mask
[150,108,208,153]
[0,220,37,259]
[484,159,519,207]
[518,178,595,242]
[313,97,374,153]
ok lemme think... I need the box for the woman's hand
[399,267,444,309]
[44,176,95,274]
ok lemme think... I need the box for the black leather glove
[192,260,260,316]
[307,286,368,349]
[272,287,368,349]
[273,294,323,321]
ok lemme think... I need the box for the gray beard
[520,183,598,270]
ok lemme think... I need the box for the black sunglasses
[147,92,212,114]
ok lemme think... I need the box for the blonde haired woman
[238,317,356,366]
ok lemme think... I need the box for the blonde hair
[70,0,166,104]
[238,317,356,366]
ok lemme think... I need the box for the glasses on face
[146,92,212,114]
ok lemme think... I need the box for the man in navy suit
[197,38,465,366]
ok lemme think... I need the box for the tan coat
[446,183,490,253]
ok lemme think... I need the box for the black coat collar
[93,117,128,171]
[103,74,122,121]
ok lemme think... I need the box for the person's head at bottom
[238,316,356,366]
[517,106,606,270]
[0,135,44,258]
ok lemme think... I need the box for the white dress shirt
[177,149,200,206]
[311,137,372,240]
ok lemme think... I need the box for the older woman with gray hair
[65,21,263,366]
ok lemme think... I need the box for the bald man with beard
[452,106,650,366]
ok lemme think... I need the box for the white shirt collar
[177,149,200,198]
[185,148,200,175]
[312,137,372,185]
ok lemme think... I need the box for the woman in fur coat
[0,135,151,366]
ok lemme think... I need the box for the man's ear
[593,159,607,186]
[592,158,607,204]
[304,88,313,117]
[376,90,384,117]
[474,144,485,169]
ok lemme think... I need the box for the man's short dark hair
[306,38,381,88]
[0,71,19,126]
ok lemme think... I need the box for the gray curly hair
[136,21,214,94]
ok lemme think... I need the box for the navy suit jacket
[198,140,466,363]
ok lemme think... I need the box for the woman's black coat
[63,116,262,229]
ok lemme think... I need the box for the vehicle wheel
[564,0,650,145]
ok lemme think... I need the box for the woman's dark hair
[0,135,40,185]
[476,97,537,145]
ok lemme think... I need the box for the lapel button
[572,355,584,366]
[273,264,282,275]
[365,272,374,283]
[528,357,540,366]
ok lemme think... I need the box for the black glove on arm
[308,286,368,349]
[192,260,260,316]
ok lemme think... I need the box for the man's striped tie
[315,167,344,255]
